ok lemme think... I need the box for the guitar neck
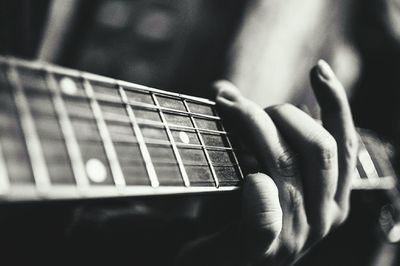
[0,56,396,202]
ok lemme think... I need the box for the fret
[194,117,223,131]
[157,95,187,111]
[361,131,398,178]
[184,100,243,185]
[354,168,361,179]
[184,100,219,187]
[118,84,159,187]
[85,88,222,120]
[356,156,368,179]
[140,125,169,142]
[6,61,51,193]
[0,141,10,195]
[215,116,244,181]
[152,94,190,187]
[14,84,230,134]
[0,64,34,185]
[186,101,216,116]
[92,93,152,186]
[82,77,126,188]
[352,176,396,190]
[133,107,163,123]
[0,56,397,201]
[123,88,155,105]
[46,70,89,190]
[351,132,396,190]
[163,112,193,127]
[171,129,200,145]
[358,135,380,179]
[18,66,76,185]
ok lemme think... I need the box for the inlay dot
[59,77,78,95]
[86,158,107,183]
[179,131,190,144]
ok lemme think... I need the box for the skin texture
[175,60,359,266]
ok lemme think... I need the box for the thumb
[242,173,283,259]
[175,173,282,266]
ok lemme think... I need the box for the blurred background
[1,0,400,265]
[2,0,400,148]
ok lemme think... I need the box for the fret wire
[212,105,244,180]
[352,176,396,190]
[152,94,190,187]
[132,118,229,135]
[183,100,219,187]
[45,69,89,191]
[40,102,230,135]
[358,136,379,179]
[0,56,398,199]
[82,77,126,188]
[74,135,236,151]
[354,168,361,179]
[27,121,240,151]
[118,84,159,188]
[6,61,51,193]
[0,141,10,195]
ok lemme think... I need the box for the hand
[175,60,359,266]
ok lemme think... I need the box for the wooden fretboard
[0,57,397,202]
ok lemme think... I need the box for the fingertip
[316,59,335,80]
[310,61,347,112]
[243,173,282,226]
[212,80,242,102]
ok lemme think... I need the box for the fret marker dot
[179,131,190,144]
[86,158,107,183]
[60,77,77,95]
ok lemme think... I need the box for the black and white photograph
[0,1,399,265]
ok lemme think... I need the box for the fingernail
[316,59,335,80]
[213,80,241,101]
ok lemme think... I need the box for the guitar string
[2,58,392,191]
[12,70,385,181]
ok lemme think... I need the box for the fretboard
[0,56,396,202]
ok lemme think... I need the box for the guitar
[0,56,398,265]
[0,56,398,201]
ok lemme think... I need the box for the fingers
[310,60,358,209]
[176,173,282,266]
[213,81,309,254]
[212,80,298,179]
[242,173,282,259]
[266,104,338,237]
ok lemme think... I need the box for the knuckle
[309,134,337,168]
[283,183,304,212]
[335,205,350,225]
[311,223,330,240]
[309,213,333,240]
[267,103,295,115]
[346,133,359,155]
[275,149,299,177]
[280,239,303,260]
